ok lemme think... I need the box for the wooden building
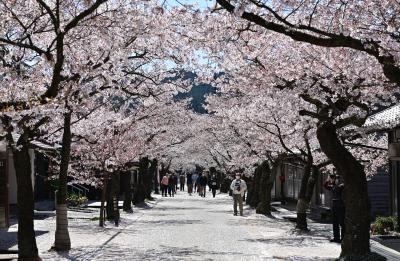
[0,147,8,228]
[364,104,400,220]
[0,137,58,228]
[271,151,389,220]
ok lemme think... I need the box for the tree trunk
[144,159,153,200]
[133,158,147,205]
[121,171,132,212]
[248,165,261,208]
[99,172,109,227]
[268,157,282,208]
[317,122,370,258]
[106,172,120,220]
[256,161,271,215]
[296,161,312,231]
[13,146,42,260]
[54,111,72,251]
[106,175,114,220]
[245,178,254,205]
[151,159,159,194]
[256,161,272,215]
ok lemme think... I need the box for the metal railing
[67,183,89,197]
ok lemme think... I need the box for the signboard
[0,158,8,228]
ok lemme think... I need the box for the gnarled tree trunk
[133,158,148,205]
[296,163,319,231]
[106,172,120,221]
[150,159,159,194]
[248,165,262,208]
[317,123,370,258]
[54,111,72,251]
[106,174,114,220]
[256,161,272,215]
[99,171,109,227]
[13,145,42,261]
[143,158,153,200]
[121,171,132,212]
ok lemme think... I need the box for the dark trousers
[332,202,345,241]
[168,185,174,196]
[233,194,243,215]
[212,188,217,198]
[180,183,185,191]
[161,185,168,197]
[198,186,206,197]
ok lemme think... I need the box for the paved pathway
[37,192,340,260]
[4,191,400,260]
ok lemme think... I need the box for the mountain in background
[172,71,218,114]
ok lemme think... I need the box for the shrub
[372,216,397,235]
[66,193,88,207]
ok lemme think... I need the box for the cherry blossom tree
[0,0,194,258]
[215,0,400,86]
[0,0,115,258]
[177,6,397,256]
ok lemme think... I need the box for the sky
[166,0,214,10]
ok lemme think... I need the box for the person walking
[196,174,202,196]
[172,173,178,194]
[180,174,185,191]
[193,172,199,194]
[187,173,193,195]
[324,174,345,243]
[195,173,203,197]
[199,171,208,197]
[161,175,169,197]
[210,174,218,198]
[230,173,247,216]
[168,174,174,197]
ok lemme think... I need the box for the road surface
[40,192,339,260]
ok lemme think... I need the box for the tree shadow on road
[44,244,259,260]
[134,219,204,226]
[0,230,48,250]
[240,236,328,247]
[272,255,335,261]
[156,206,207,211]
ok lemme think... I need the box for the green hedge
[66,193,88,207]
[372,216,400,235]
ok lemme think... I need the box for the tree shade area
[0,0,399,260]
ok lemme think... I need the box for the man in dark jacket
[210,174,218,198]
[187,173,193,195]
[198,172,208,197]
[168,174,174,197]
[172,173,178,193]
[180,174,185,191]
[324,174,345,243]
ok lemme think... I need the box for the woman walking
[161,175,169,197]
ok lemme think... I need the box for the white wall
[8,149,17,205]
[7,149,35,205]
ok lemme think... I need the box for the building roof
[364,104,400,129]
[11,133,61,151]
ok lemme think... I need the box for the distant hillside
[172,71,217,114]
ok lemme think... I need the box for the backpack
[234,180,241,191]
